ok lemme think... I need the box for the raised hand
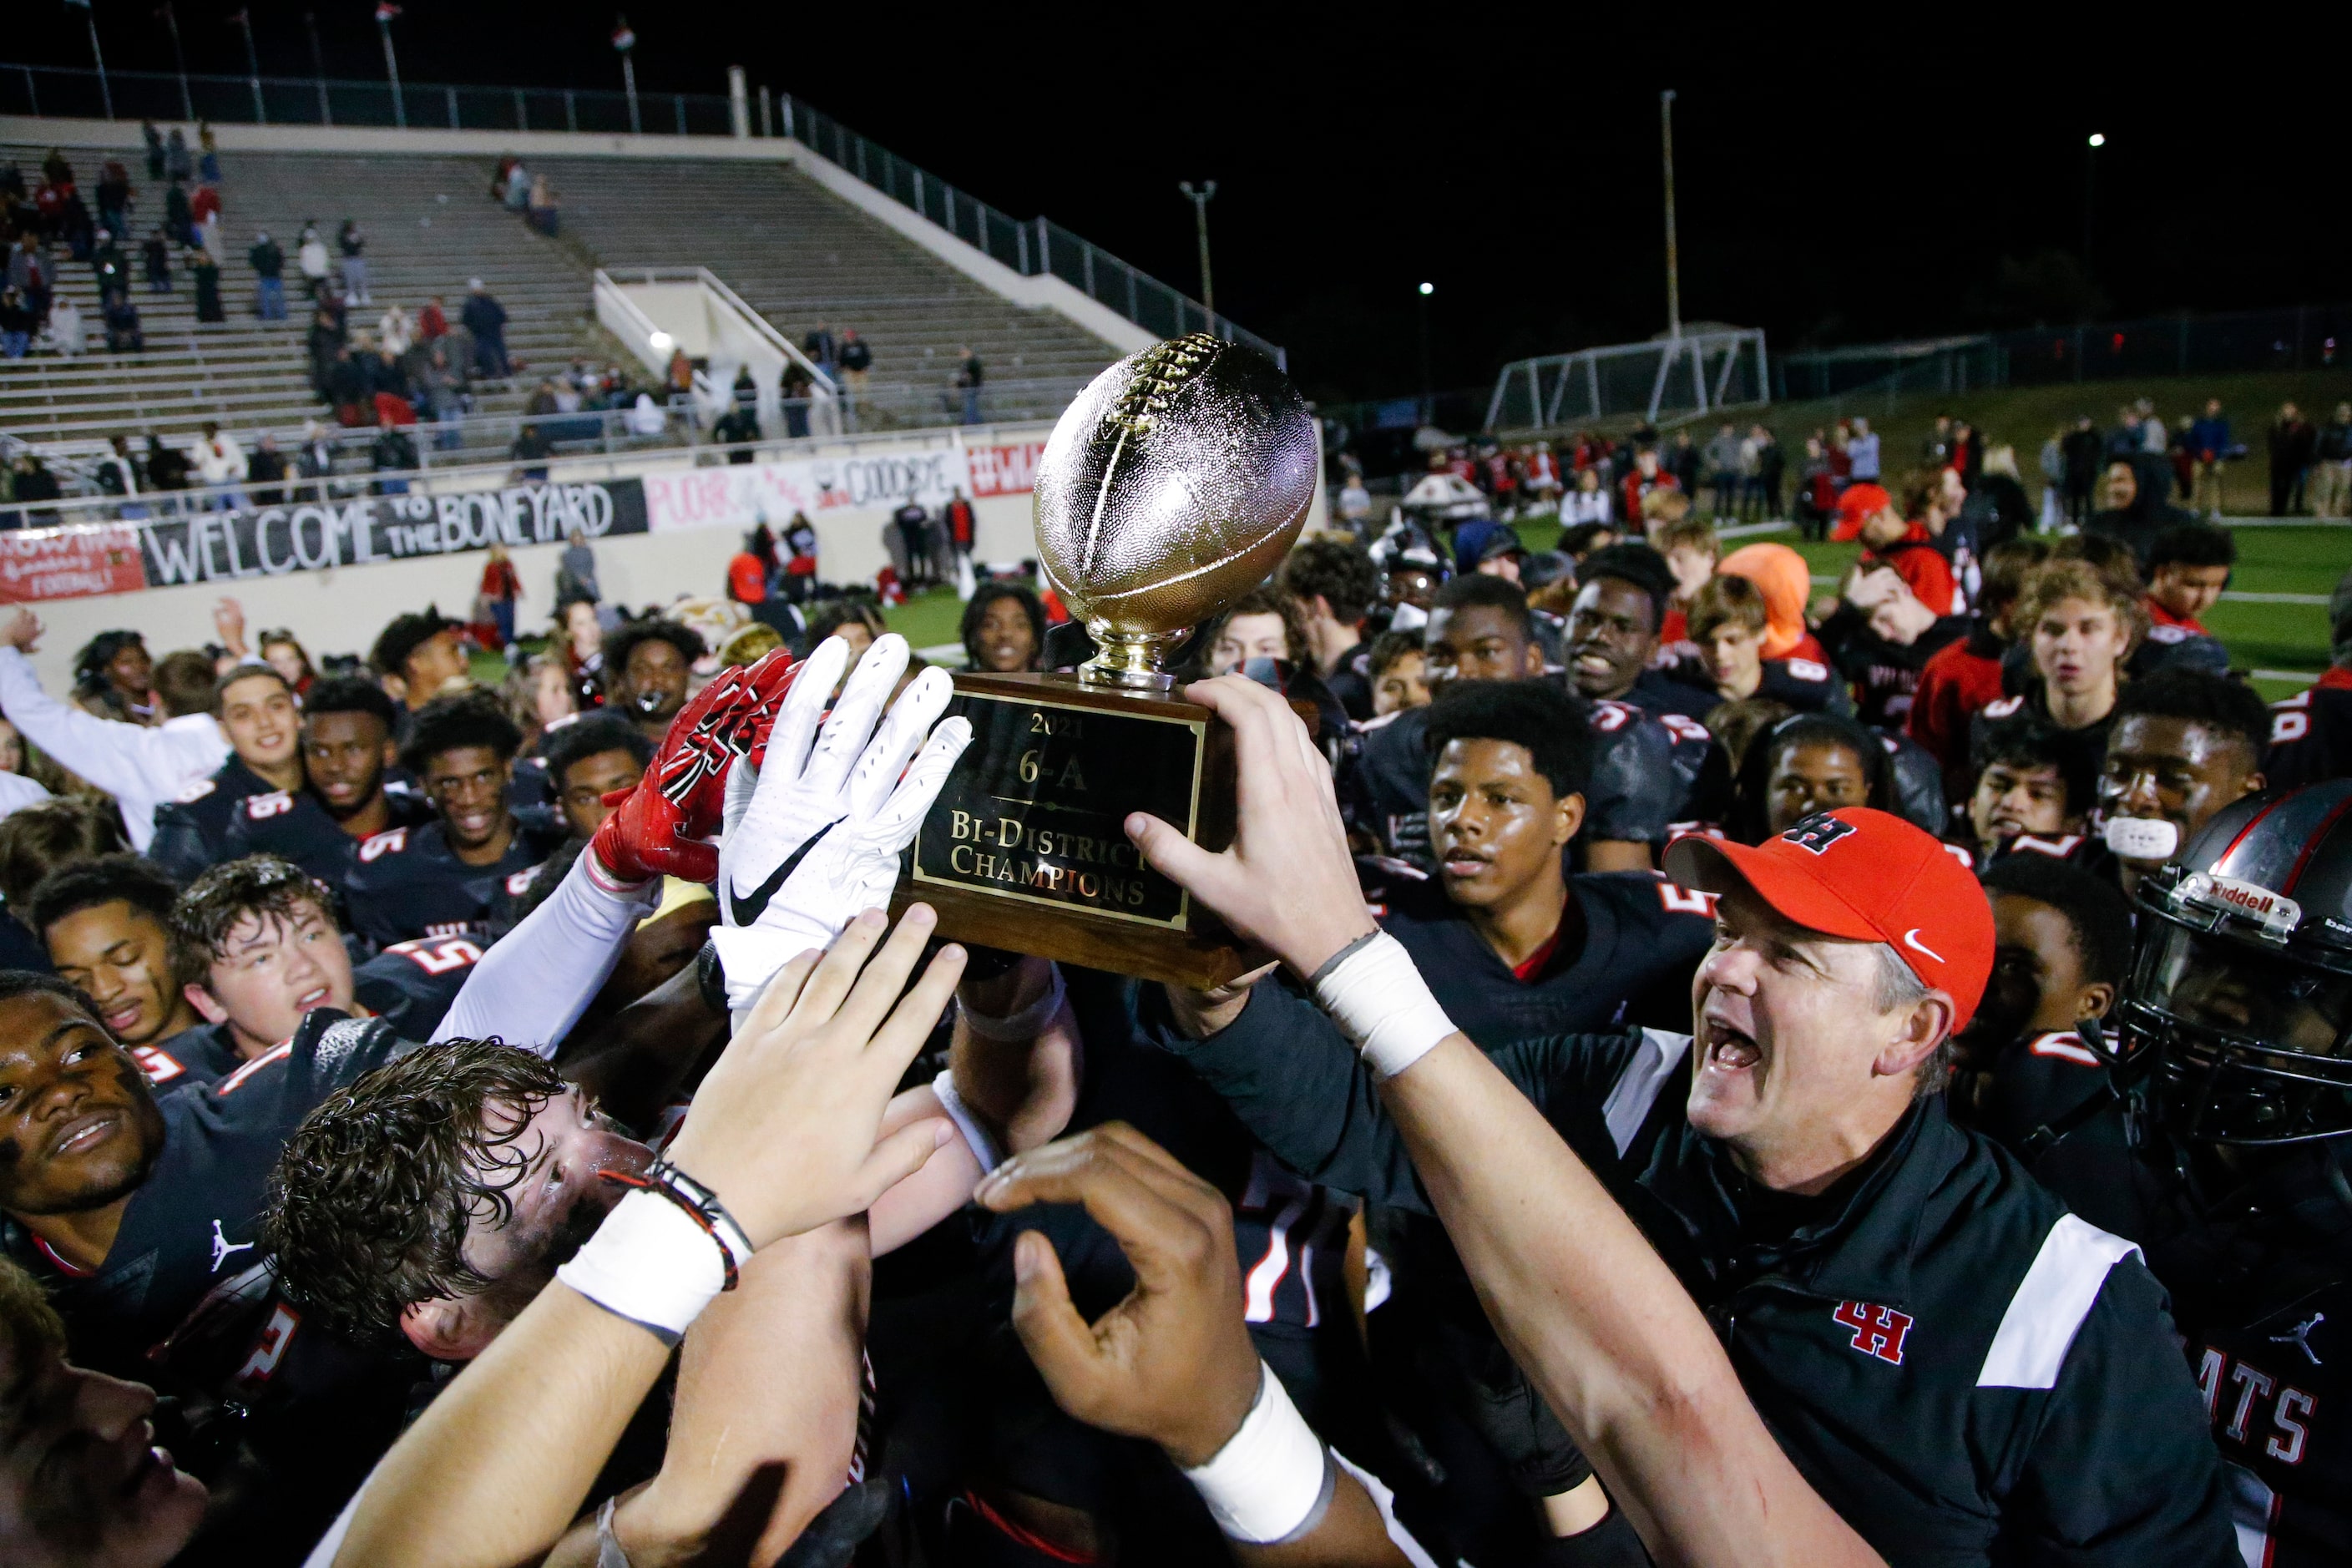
[212,596,249,657]
[3,609,42,653]
[1124,675,1373,979]
[665,904,965,1249]
[974,1123,1263,1467]
[710,634,971,1014]
[590,645,799,883]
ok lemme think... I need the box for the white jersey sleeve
[0,648,228,848]
[429,849,662,1055]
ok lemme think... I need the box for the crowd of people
[5,378,2352,1565]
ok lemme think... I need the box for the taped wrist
[959,964,1065,1042]
[930,1068,1004,1174]
[1181,1362,1336,1545]
[1310,930,1457,1080]
[556,1188,736,1344]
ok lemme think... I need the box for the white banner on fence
[643,441,1048,535]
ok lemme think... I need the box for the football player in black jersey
[541,711,653,839]
[1947,856,2142,1238]
[0,1255,210,1568]
[1964,713,2092,867]
[1165,678,1712,1563]
[27,856,203,1089]
[341,692,566,947]
[1350,574,1673,873]
[225,675,432,884]
[601,618,706,746]
[144,664,304,884]
[1563,544,1714,723]
[167,855,486,1081]
[2100,669,2270,903]
[2098,780,2352,1565]
[1686,573,1850,714]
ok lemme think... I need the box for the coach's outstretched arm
[1127,676,1880,1568]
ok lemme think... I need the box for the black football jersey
[2146,1219,2352,1568]
[1985,827,2126,891]
[3,1011,412,1382]
[2269,675,2352,792]
[1817,605,1970,731]
[1326,648,1374,723]
[147,756,278,884]
[148,932,484,1085]
[1755,655,1852,715]
[223,779,435,886]
[1347,696,1686,866]
[339,812,565,948]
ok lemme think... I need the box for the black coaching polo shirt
[1154,985,2237,1565]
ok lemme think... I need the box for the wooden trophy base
[889,670,1301,989]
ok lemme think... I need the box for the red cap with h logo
[1664,807,1995,1029]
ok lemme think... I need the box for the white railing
[594,266,843,437]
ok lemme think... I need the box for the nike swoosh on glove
[711,633,972,1020]
[590,647,800,884]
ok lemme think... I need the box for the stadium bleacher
[0,143,1120,474]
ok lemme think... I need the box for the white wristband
[958,964,1065,1042]
[555,1189,728,1344]
[1311,931,1457,1080]
[1181,1362,1335,1545]
[930,1067,1004,1174]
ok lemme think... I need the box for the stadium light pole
[229,8,264,124]
[1417,281,1434,422]
[159,1,193,119]
[303,10,330,125]
[2084,131,2105,280]
[1661,89,1682,341]
[64,0,114,122]
[1179,180,1217,327]
[375,3,404,129]
[614,17,640,135]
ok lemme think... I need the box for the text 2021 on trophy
[893,332,1319,986]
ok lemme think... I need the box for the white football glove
[711,633,972,1020]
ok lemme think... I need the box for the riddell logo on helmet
[2186,873,2303,935]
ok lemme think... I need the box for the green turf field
[885,524,2344,701]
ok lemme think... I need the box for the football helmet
[2113,778,2352,1144]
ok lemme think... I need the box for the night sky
[11,5,2347,403]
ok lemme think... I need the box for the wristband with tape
[1181,1361,1335,1545]
[1309,930,1458,1080]
[959,964,1066,1043]
[929,1067,1004,1175]
[555,1188,732,1344]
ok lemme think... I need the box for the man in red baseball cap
[1834,478,1958,615]
[1133,677,2233,1564]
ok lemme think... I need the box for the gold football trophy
[893,333,1319,985]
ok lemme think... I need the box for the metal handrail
[0,412,1060,529]
[0,59,1283,368]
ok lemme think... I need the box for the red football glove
[589,649,801,885]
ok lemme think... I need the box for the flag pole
[233,9,263,123]
[73,0,116,121]
[375,3,404,128]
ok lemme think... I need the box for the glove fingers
[845,665,953,821]
[722,755,761,843]
[866,715,973,851]
[765,636,849,786]
[804,634,908,800]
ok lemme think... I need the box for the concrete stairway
[0,145,615,465]
[539,155,1118,425]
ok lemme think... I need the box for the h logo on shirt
[1834,1300,1914,1366]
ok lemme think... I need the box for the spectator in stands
[378,301,413,357]
[336,218,370,304]
[371,412,420,495]
[2269,401,2316,516]
[140,227,170,292]
[781,511,819,600]
[142,119,164,180]
[95,434,143,518]
[190,180,220,261]
[162,180,192,247]
[839,328,872,429]
[191,422,247,512]
[143,433,189,498]
[189,243,221,323]
[294,420,336,503]
[418,345,464,450]
[296,220,330,299]
[712,397,761,463]
[956,345,985,424]
[509,420,554,483]
[463,278,510,379]
[526,172,561,236]
[802,319,838,372]
[38,294,78,358]
[503,157,533,211]
[198,122,220,184]
[164,127,190,183]
[0,287,28,360]
[780,359,815,438]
